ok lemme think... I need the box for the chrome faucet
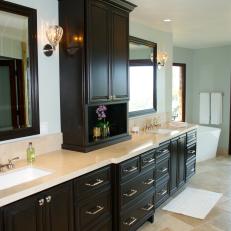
[0,157,20,172]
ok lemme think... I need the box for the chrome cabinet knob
[38,199,45,206]
[45,195,52,203]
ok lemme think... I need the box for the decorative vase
[101,125,110,138]
[93,127,101,140]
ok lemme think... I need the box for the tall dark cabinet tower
[59,0,136,152]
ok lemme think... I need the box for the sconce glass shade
[46,25,63,50]
[157,51,168,69]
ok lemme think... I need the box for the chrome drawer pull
[158,167,168,173]
[38,199,45,206]
[143,158,155,164]
[85,205,104,215]
[157,149,169,154]
[158,190,167,196]
[123,189,138,197]
[123,166,138,173]
[45,195,52,203]
[85,178,104,187]
[188,150,196,154]
[143,178,155,185]
[123,217,137,226]
[141,203,155,211]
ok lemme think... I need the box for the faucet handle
[8,157,20,169]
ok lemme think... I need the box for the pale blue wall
[174,46,231,152]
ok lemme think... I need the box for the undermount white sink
[0,167,51,190]
[148,128,179,135]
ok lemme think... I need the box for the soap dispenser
[27,142,35,163]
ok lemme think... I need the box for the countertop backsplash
[129,112,171,132]
[0,133,62,164]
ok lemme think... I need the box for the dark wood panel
[178,135,186,187]
[170,138,178,195]
[3,194,43,231]
[59,0,86,147]
[75,166,111,200]
[186,159,196,181]
[120,156,140,182]
[120,192,155,231]
[111,9,129,100]
[75,190,112,231]
[87,0,110,102]
[120,169,155,208]
[44,182,74,231]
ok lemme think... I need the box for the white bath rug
[162,187,222,219]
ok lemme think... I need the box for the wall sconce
[66,35,83,55]
[157,51,168,69]
[43,25,63,57]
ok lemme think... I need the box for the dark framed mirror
[129,36,157,117]
[0,1,39,141]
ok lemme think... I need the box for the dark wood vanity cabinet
[155,141,170,208]
[0,130,197,231]
[74,166,112,231]
[170,135,187,195]
[2,182,74,231]
[87,0,130,103]
[113,150,156,231]
[59,0,135,152]
[186,130,197,181]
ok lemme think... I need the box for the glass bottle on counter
[27,142,35,163]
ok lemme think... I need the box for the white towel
[211,93,222,125]
[199,92,210,124]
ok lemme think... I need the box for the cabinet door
[87,0,111,103]
[44,182,74,231]
[178,135,186,187]
[0,209,2,231]
[111,9,129,101]
[170,138,178,195]
[3,194,43,231]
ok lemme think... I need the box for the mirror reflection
[129,37,157,116]
[0,10,32,132]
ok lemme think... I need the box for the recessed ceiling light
[163,19,172,22]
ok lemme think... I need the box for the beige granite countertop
[0,123,197,207]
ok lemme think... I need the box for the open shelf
[87,103,128,144]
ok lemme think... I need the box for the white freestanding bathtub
[196,126,221,162]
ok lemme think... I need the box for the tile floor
[139,156,231,231]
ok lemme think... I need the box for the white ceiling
[129,0,231,49]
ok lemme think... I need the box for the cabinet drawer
[187,130,197,145]
[77,190,111,230]
[141,149,155,171]
[186,160,196,181]
[85,218,112,231]
[120,193,155,231]
[120,157,139,181]
[120,169,155,208]
[156,157,170,182]
[98,220,112,231]
[155,180,169,208]
[156,142,170,162]
[186,144,196,162]
[75,166,111,199]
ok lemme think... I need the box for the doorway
[172,63,186,122]
[0,59,26,129]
